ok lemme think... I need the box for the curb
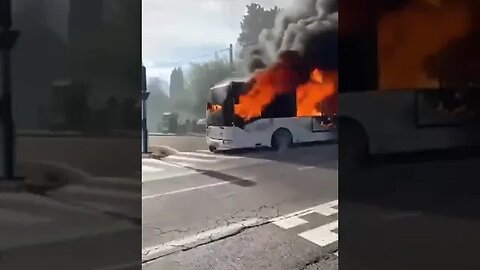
[148,145,179,158]
[15,160,92,194]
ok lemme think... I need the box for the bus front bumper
[206,137,236,151]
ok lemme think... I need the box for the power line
[162,46,232,67]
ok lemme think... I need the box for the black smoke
[247,0,338,73]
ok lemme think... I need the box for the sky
[142,0,293,92]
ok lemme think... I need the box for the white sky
[142,0,293,87]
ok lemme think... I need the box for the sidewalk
[0,161,140,269]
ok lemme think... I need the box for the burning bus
[206,0,339,152]
[338,0,480,168]
[206,69,337,152]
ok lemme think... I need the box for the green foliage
[169,67,185,100]
[146,78,170,131]
[237,3,280,48]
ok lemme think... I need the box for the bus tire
[209,145,217,153]
[271,128,293,152]
[339,119,369,171]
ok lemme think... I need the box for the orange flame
[378,0,472,89]
[234,61,299,120]
[296,69,337,117]
[207,104,222,113]
[234,66,337,120]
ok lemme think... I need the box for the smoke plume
[235,0,339,120]
[247,0,338,72]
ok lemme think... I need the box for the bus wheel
[271,129,293,152]
[209,145,217,153]
[339,119,368,171]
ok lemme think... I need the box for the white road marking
[142,217,260,260]
[177,151,224,158]
[312,203,338,216]
[143,158,183,168]
[298,166,316,171]
[142,165,163,173]
[142,179,249,200]
[142,200,338,261]
[273,216,309,229]
[270,200,338,249]
[270,200,338,225]
[298,220,338,247]
[142,171,200,182]
[0,208,51,225]
[163,155,220,163]
[60,185,138,200]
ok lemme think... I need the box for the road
[142,140,338,269]
[149,134,207,152]
[1,135,141,270]
[341,152,480,270]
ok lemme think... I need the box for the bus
[161,112,178,133]
[337,0,480,171]
[205,78,337,152]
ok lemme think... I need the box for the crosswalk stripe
[298,220,338,247]
[142,165,163,173]
[143,158,183,168]
[180,151,242,159]
[142,171,199,182]
[273,216,309,229]
[177,151,218,158]
[163,155,219,163]
[59,185,138,200]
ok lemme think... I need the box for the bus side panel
[238,119,276,147]
[340,90,477,154]
[272,118,335,143]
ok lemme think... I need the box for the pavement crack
[299,253,336,270]
[142,218,274,265]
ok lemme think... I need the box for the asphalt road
[142,142,338,269]
[149,134,207,152]
[341,152,480,270]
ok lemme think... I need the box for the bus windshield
[206,85,235,127]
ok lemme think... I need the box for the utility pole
[141,65,150,154]
[229,43,234,72]
[0,0,20,181]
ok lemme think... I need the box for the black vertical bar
[141,66,148,153]
[1,46,14,179]
[0,0,12,28]
[0,0,17,180]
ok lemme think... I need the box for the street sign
[142,91,150,100]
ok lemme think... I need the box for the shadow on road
[220,140,338,170]
[197,169,257,187]
[341,151,480,270]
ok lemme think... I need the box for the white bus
[205,78,337,152]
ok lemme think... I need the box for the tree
[185,60,235,116]
[169,67,185,101]
[237,3,280,49]
[147,77,170,132]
